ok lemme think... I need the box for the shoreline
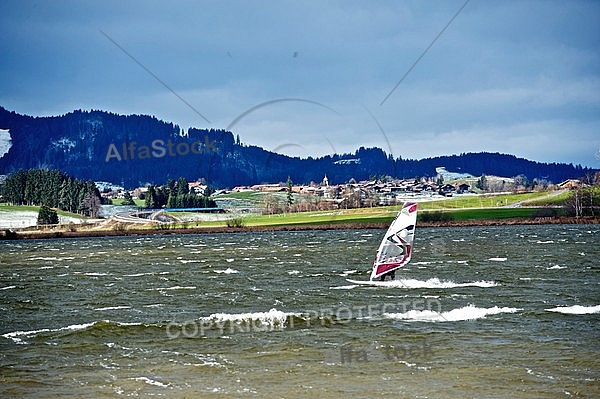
[1,216,598,240]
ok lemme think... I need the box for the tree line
[144,177,216,209]
[1,106,595,189]
[1,169,103,217]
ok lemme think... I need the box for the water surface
[1,225,598,398]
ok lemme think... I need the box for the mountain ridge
[0,106,594,189]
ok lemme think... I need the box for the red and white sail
[370,202,418,280]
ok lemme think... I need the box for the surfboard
[345,278,400,286]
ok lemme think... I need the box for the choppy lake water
[1,225,598,398]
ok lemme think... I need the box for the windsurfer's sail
[370,202,418,281]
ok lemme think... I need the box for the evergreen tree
[58,179,70,211]
[136,177,217,209]
[476,175,488,191]
[286,176,294,207]
[175,193,184,208]
[176,177,189,196]
[166,178,175,199]
[76,180,86,214]
[167,193,177,208]
[145,186,157,208]
[2,168,102,216]
[37,205,59,225]
[203,185,215,197]
[24,169,37,205]
[2,169,27,204]
[154,187,167,208]
[68,178,79,213]
[51,170,63,208]
[121,191,135,206]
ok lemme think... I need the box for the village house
[558,179,586,190]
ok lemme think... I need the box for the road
[503,189,567,208]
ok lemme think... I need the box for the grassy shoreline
[2,190,598,240]
[2,215,598,240]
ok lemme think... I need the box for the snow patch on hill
[0,129,11,157]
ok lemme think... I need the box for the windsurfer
[370,202,418,282]
[380,269,396,281]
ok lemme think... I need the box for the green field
[190,191,571,228]
[217,190,554,209]
[217,191,270,202]
[523,190,571,206]
[416,192,550,210]
[0,190,582,232]
[0,203,85,219]
[438,207,538,220]
[193,211,389,228]
[177,202,548,229]
[0,204,41,212]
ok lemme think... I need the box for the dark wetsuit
[380,269,396,281]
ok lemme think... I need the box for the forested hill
[0,106,594,189]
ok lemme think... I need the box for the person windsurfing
[371,202,417,281]
[380,269,396,281]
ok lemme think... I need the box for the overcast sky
[1,1,599,167]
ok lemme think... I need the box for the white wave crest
[488,257,507,262]
[385,305,521,322]
[2,321,98,344]
[2,320,145,345]
[94,306,131,311]
[545,305,600,315]
[201,308,298,329]
[345,278,497,288]
[392,278,497,289]
[330,284,358,290]
[131,376,170,388]
[147,286,196,291]
[214,268,238,274]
